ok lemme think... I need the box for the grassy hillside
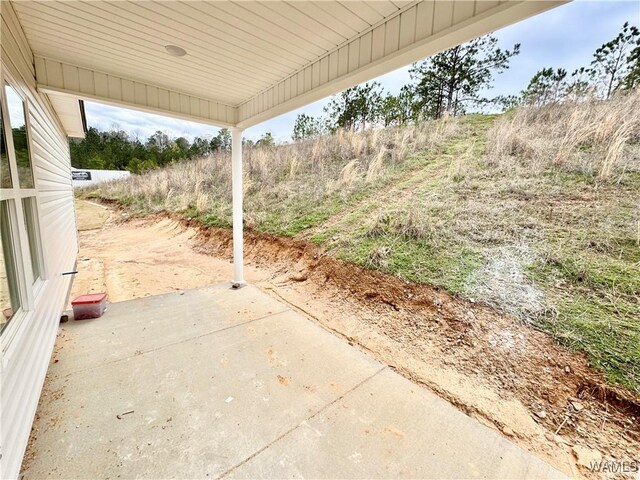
[82,91,640,392]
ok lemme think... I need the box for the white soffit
[46,93,85,138]
[11,1,567,130]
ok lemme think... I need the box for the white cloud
[84,102,218,142]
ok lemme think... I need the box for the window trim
[22,196,46,286]
[0,74,47,351]
[0,199,29,348]
[22,83,49,283]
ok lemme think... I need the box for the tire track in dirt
[304,136,470,242]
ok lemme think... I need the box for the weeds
[487,89,640,181]
[82,119,461,233]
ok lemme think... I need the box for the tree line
[293,35,522,140]
[70,22,638,171]
[70,127,232,173]
[519,22,638,107]
[293,22,639,140]
[70,125,279,173]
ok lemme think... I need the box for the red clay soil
[184,216,639,479]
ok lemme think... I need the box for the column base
[231,280,247,289]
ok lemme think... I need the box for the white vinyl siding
[1,2,78,478]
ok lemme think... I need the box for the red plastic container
[71,293,108,320]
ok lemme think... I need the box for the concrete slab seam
[58,308,291,378]
[216,365,388,480]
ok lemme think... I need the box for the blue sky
[84,1,640,143]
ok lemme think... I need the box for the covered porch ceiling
[9,0,566,134]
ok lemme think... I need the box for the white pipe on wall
[231,128,246,287]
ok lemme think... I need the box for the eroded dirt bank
[69,201,639,479]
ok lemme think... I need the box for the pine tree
[622,35,640,91]
[410,35,520,119]
[522,68,568,106]
[324,82,383,132]
[379,86,418,126]
[255,132,275,148]
[586,22,640,99]
[292,114,322,141]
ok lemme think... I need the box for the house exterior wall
[1,3,79,478]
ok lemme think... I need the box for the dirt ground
[66,200,639,479]
[68,200,270,308]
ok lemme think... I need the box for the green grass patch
[535,291,639,391]
[201,212,231,229]
[335,235,484,295]
[255,196,346,236]
[528,234,640,392]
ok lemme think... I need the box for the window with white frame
[0,81,45,336]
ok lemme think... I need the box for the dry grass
[487,89,640,180]
[309,96,640,391]
[82,118,461,234]
[479,96,639,389]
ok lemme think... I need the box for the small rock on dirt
[501,426,514,436]
[535,410,547,419]
[571,400,584,412]
[572,444,602,468]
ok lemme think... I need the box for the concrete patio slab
[228,367,562,479]
[57,284,289,374]
[22,284,566,479]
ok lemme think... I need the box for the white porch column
[231,127,246,287]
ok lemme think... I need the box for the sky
[83,0,640,143]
